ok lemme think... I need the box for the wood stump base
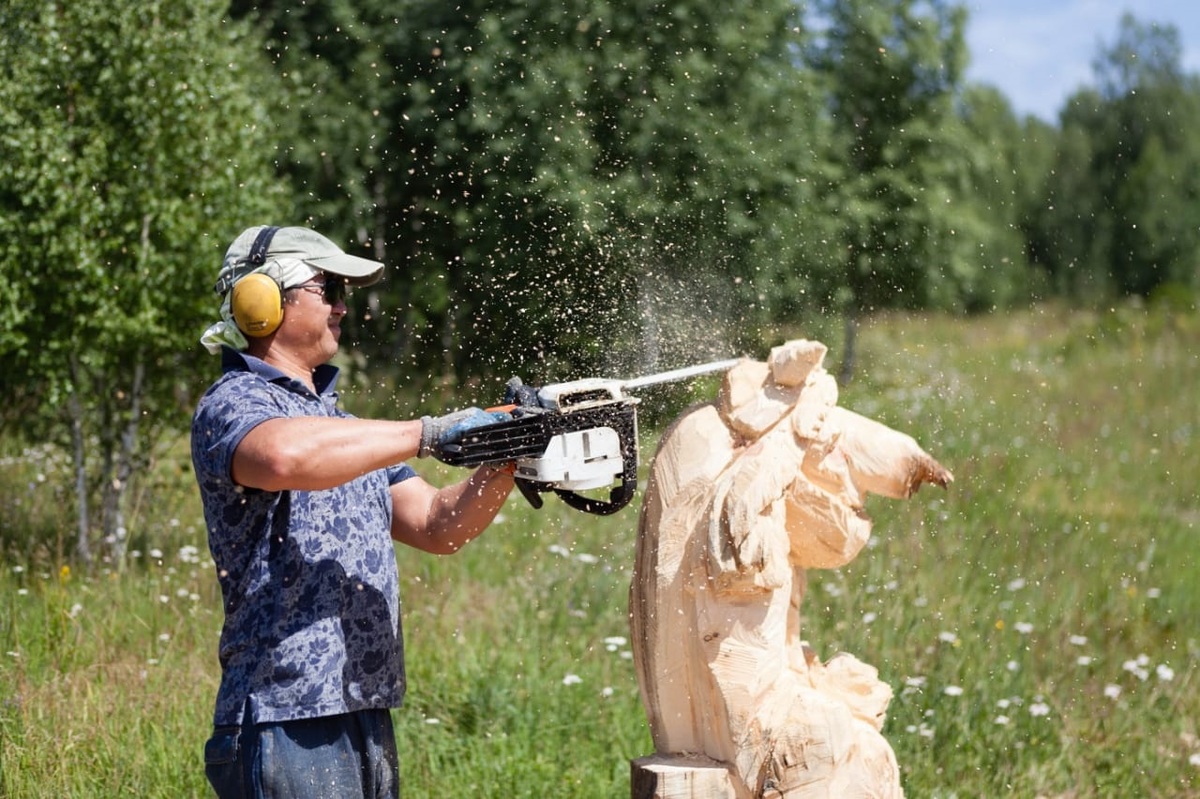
[631,754,735,799]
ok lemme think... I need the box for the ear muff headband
[231,226,284,337]
[246,225,280,267]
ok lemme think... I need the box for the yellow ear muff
[231,272,284,337]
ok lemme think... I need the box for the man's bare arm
[389,466,515,554]
[232,417,424,491]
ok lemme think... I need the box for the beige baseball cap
[215,225,384,295]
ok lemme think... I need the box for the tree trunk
[67,354,91,564]
[838,311,858,386]
[102,358,144,570]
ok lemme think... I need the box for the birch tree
[0,0,288,563]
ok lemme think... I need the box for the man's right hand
[419,407,511,461]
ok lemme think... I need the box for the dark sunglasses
[292,276,347,305]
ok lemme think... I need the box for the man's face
[277,274,348,363]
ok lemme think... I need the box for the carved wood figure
[629,339,952,799]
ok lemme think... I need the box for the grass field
[1,305,1197,797]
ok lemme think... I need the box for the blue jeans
[204,708,399,799]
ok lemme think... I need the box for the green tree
[955,85,1051,306]
[808,0,1007,379]
[232,0,835,391]
[227,0,393,352]
[1039,14,1200,300]
[0,0,288,563]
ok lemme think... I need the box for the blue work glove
[419,407,511,460]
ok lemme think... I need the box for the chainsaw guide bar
[438,359,739,515]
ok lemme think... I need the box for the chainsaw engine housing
[434,378,640,514]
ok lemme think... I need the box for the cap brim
[305,252,384,287]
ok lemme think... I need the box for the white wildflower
[1122,659,1149,681]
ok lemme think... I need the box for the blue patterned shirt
[191,348,415,726]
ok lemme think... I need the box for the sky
[964,0,1200,121]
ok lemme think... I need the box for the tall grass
[1,304,1196,797]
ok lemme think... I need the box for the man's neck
[248,345,318,392]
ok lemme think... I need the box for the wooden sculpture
[629,339,952,799]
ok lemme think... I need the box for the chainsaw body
[434,378,640,515]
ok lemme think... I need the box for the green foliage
[0,0,289,556]
[1034,14,1200,300]
[953,86,1050,309]
[232,0,834,386]
[808,0,1030,316]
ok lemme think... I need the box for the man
[191,225,513,798]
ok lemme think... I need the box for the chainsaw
[435,358,741,515]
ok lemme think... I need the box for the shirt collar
[220,346,341,398]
